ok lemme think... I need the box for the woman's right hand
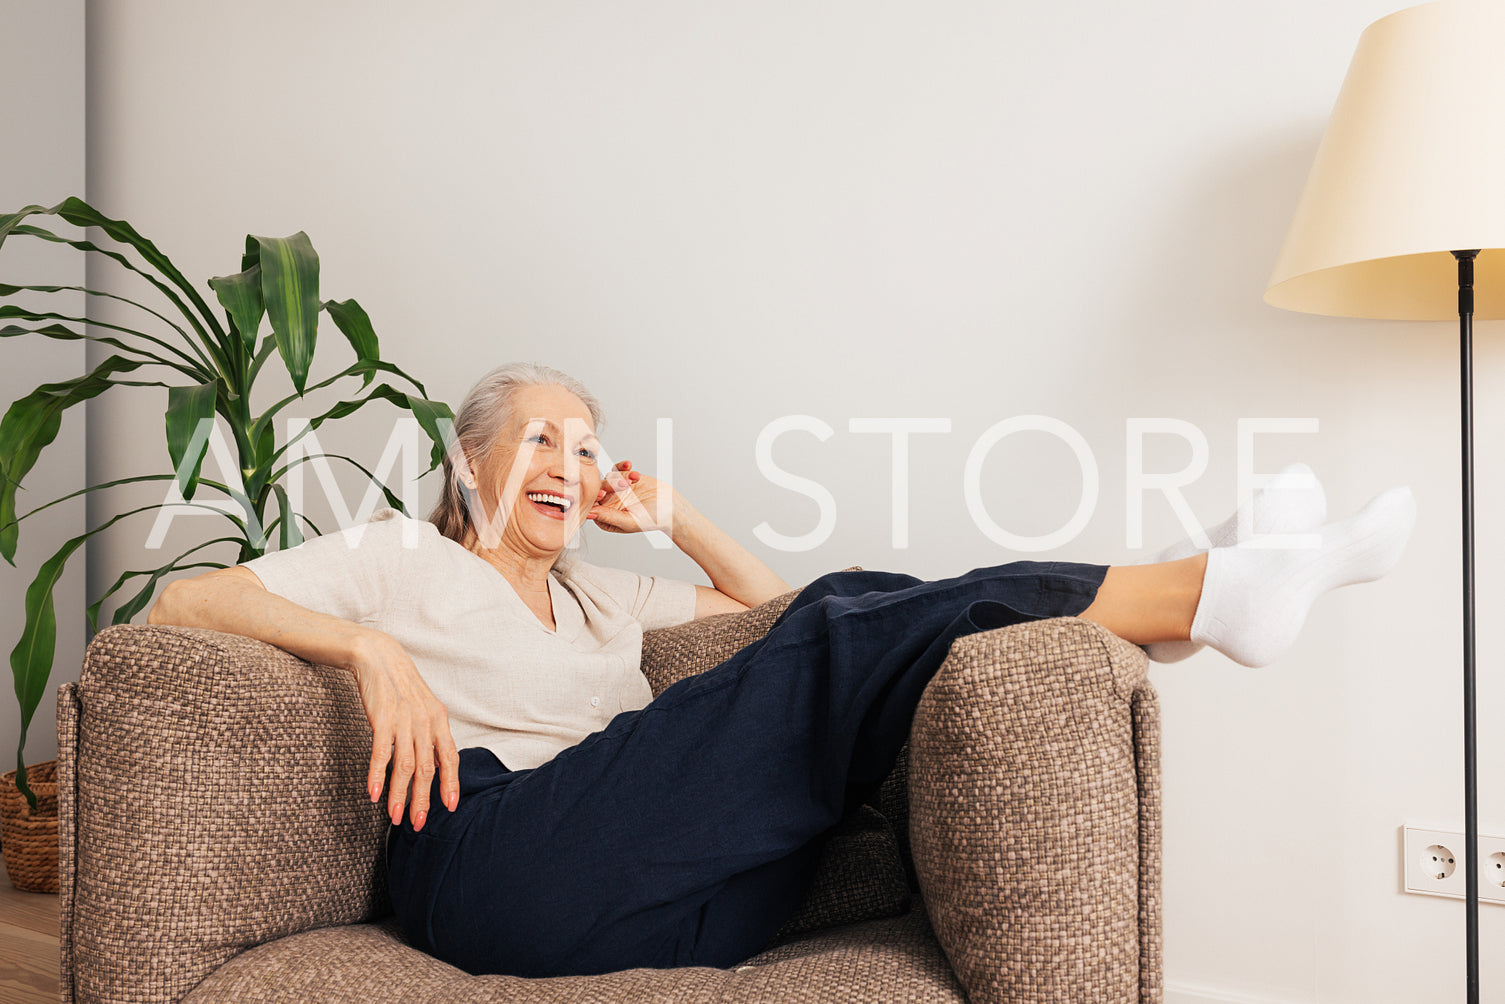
[348,630,460,831]
[149,569,459,832]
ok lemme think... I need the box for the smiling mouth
[526,492,574,517]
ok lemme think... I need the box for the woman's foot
[1188,486,1416,668]
[1146,462,1327,662]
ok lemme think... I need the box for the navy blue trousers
[386,561,1107,977]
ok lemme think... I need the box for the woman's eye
[529,434,549,445]
[578,448,597,461]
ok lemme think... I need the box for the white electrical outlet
[1401,826,1505,906]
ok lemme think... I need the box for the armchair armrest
[58,625,388,1004]
[639,589,800,696]
[910,616,1162,1004]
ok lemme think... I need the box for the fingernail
[415,810,426,830]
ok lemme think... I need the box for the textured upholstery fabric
[637,588,800,696]
[911,617,1157,1004]
[58,683,79,1004]
[58,590,1161,1004]
[768,805,911,944]
[183,909,965,1003]
[61,627,391,1004]
[1133,684,1164,1004]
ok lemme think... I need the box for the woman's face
[463,383,602,560]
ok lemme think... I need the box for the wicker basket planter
[1,760,59,893]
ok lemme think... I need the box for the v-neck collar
[545,574,584,642]
[440,536,581,640]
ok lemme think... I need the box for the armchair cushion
[183,910,967,1003]
[767,804,911,944]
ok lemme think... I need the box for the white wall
[0,0,86,772]
[72,1,1503,1000]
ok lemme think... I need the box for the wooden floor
[0,869,58,1004]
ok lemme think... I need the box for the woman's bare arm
[588,462,790,617]
[669,497,790,617]
[149,567,459,831]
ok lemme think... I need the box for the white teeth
[526,492,572,511]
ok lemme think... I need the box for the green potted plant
[0,198,452,891]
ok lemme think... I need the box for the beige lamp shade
[1265,0,1505,320]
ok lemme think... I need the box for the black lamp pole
[1453,247,1480,1004]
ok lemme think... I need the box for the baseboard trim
[1166,982,1305,1004]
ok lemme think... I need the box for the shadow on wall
[1104,125,1341,383]
[1086,120,1447,448]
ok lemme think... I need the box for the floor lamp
[1264,2,1505,1001]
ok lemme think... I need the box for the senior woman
[149,361,1415,979]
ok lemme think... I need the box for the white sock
[1188,486,1416,668]
[1146,463,1327,663]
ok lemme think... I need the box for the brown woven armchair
[57,588,1162,1004]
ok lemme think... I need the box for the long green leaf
[0,303,150,338]
[92,379,171,389]
[320,300,431,397]
[270,483,303,550]
[323,298,379,387]
[9,501,168,807]
[0,302,180,343]
[0,355,145,564]
[263,510,324,542]
[5,223,225,375]
[266,384,454,473]
[0,204,51,246]
[241,236,260,273]
[0,281,207,367]
[405,395,454,471]
[0,282,79,294]
[10,474,174,525]
[1,321,202,379]
[0,310,209,380]
[273,451,409,515]
[86,537,239,631]
[208,265,264,357]
[165,381,218,499]
[50,197,229,349]
[245,333,279,385]
[8,476,251,552]
[250,358,417,443]
[245,414,276,502]
[370,357,429,399]
[255,233,319,395]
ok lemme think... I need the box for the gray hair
[427,362,604,545]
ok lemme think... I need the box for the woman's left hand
[589,459,790,615]
[588,460,676,534]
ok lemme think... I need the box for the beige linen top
[240,508,698,771]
